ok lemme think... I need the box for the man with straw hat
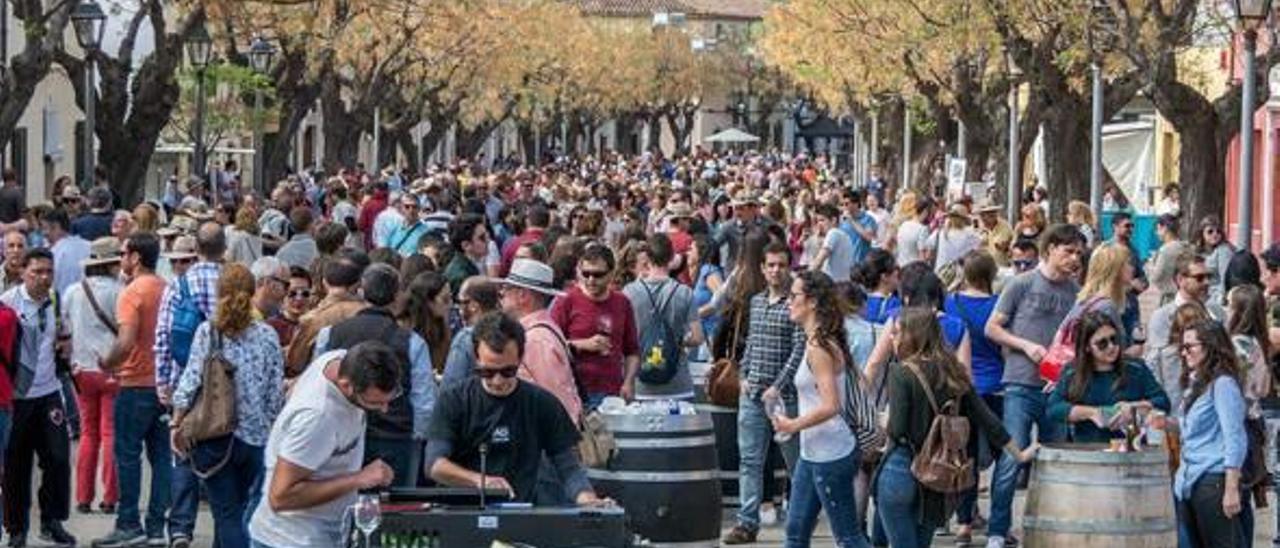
[62,238,124,518]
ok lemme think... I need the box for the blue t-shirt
[840,212,878,266]
[945,293,1005,395]
[693,264,723,340]
[865,293,901,325]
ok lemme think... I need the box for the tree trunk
[320,79,360,171]
[1038,97,1092,221]
[456,122,499,161]
[263,47,325,187]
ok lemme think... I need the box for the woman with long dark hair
[171,264,284,548]
[397,272,451,374]
[1046,311,1170,443]
[874,307,1035,547]
[707,229,770,362]
[1174,321,1248,547]
[1226,285,1273,405]
[771,271,868,548]
[1198,216,1235,304]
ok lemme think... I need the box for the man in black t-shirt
[426,312,612,507]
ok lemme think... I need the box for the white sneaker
[760,506,778,526]
[986,536,1005,548]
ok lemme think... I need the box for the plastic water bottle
[767,398,792,443]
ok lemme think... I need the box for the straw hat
[82,237,122,267]
[500,259,564,297]
[163,235,198,261]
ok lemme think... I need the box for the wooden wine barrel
[1023,443,1176,548]
[587,413,722,547]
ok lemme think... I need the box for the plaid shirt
[154,261,220,390]
[741,290,805,403]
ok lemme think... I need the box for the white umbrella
[704,128,761,143]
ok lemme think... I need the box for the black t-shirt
[0,186,24,223]
[428,377,581,501]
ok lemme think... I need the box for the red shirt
[668,229,693,284]
[357,190,389,249]
[550,284,639,396]
[499,228,545,277]
[0,303,16,410]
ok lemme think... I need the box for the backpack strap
[642,280,680,330]
[903,362,941,415]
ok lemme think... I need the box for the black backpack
[637,281,685,385]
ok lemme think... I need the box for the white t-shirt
[895,219,932,265]
[821,227,855,282]
[249,350,367,548]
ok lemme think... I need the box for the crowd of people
[0,147,1264,548]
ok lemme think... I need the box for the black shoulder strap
[81,280,118,335]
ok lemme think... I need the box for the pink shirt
[520,310,583,426]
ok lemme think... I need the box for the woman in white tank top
[771,271,868,548]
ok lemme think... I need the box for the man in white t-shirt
[249,342,402,548]
[895,197,936,266]
[809,203,854,283]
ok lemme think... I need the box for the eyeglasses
[579,269,610,279]
[1091,335,1118,352]
[1012,259,1036,271]
[288,289,312,299]
[1179,342,1204,355]
[474,365,520,379]
[1205,227,1219,234]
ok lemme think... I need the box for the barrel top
[1035,443,1169,465]
[602,412,714,433]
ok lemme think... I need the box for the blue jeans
[113,388,171,536]
[875,447,935,548]
[170,455,199,538]
[198,437,263,548]
[736,395,799,531]
[786,452,867,548]
[583,392,610,411]
[989,385,1064,538]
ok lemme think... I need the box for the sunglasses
[1091,335,1118,352]
[579,269,610,279]
[289,289,312,299]
[474,365,520,379]
[1180,342,1203,354]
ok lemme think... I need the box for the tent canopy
[704,128,761,143]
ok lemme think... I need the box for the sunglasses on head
[474,365,520,379]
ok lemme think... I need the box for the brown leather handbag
[706,309,745,407]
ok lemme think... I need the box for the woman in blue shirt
[688,234,724,345]
[1047,311,1170,443]
[1174,320,1248,548]
[943,252,1005,543]
[854,249,900,325]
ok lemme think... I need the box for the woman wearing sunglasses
[1047,311,1171,443]
[1197,216,1234,305]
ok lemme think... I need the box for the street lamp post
[1089,0,1117,218]
[186,22,213,186]
[1006,49,1023,225]
[248,36,276,197]
[1235,0,1272,249]
[71,0,106,190]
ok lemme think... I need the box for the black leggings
[1177,473,1244,548]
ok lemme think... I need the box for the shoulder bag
[706,306,745,407]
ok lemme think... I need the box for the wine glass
[353,494,382,547]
